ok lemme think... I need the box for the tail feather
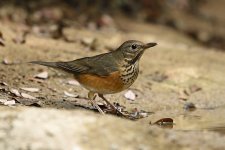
[30,60,88,75]
[29,61,58,68]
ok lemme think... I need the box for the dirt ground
[1,17,225,149]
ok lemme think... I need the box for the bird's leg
[88,91,105,115]
[98,94,124,116]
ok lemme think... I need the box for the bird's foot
[88,91,105,115]
[101,102,129,117]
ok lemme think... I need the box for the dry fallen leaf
[10,89,21,97]
[4,100,16,106]
[138,111,149,118]
[81,37,100,51]
[28,103,41,107]
[28,77,45,83]
[12,31,28,44]
[0,99,7,103]
[0,39,5,46]
[21,93,36,100]
[97,14,115,28]
[183,102,196,111]
[0,31,3,38]
[151,118,174,128]
[2,58,12,65]
[124,90,136,100]
[34,71,48,79]
[2,58,20,65]
[178,89,189,101]
[130,108,139,117]
[81,37,94,46]
[15,98,39,106]
[0,31,5,46]
[0,82,8,86]
[129,108,150,119]
[67,80,80,86]
[113,102,126,112]
[20,87,40,93]
[189,84,202,93]
[153,118,173,125]
[64,91,78,98]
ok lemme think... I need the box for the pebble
[124,90,136,101]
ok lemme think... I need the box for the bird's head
[118,40,157,64]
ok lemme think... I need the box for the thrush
[30,40,157,115]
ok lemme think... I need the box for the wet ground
[1,18,225,149]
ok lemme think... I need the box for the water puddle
[172,106,225,134]
[147,105,225,135]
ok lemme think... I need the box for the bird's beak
[143,42,157,49]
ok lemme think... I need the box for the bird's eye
[131,44,137,49]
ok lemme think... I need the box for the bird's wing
[55,53,119,76]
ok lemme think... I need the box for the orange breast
[75,71,124,94]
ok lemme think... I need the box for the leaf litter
[10,88,36,100]
[0,82,8,86]
[4,100,16,106]
[67,80,80,86]
[10,89,21,97]
[64,91,78,98]
[2,58,13,65]
[21,93,36,100]
[34,71,48,79]
[0,31,5,46]
[20,87,40,92]
[0,99,16,106]
[178,84,202,101]
[98,102,152,120]
[150,118,174,129]
[183,102,196,111]
[12,31,28,44]
[2,58,21,65]
[0,99,7,103]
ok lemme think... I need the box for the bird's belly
[75,71,125,94]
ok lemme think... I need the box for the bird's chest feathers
[120,62,139,88]
[74,62,139,94]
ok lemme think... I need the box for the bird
[30,40,157,115]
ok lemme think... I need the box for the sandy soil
[1,19,225,149]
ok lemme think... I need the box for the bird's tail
[29,61,58,68]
